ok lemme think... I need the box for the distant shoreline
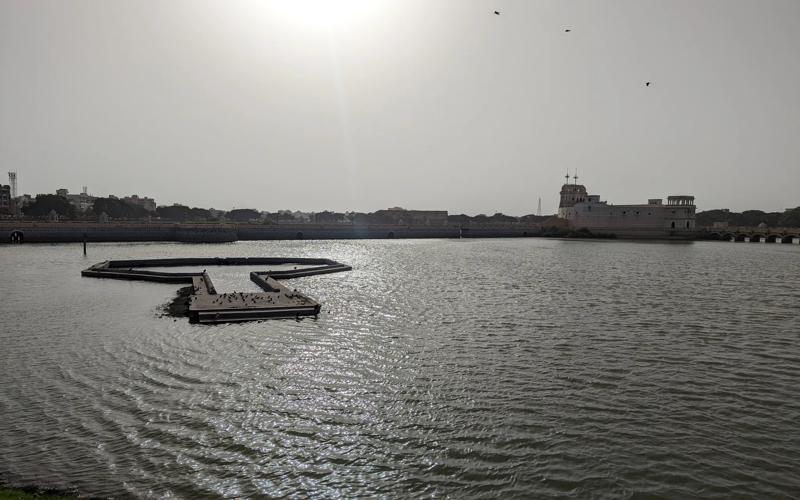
[2,221,798,244]
[0,221,615,244]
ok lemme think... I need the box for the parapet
[667,196,695,206]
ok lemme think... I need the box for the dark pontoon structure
[82,257,351,324]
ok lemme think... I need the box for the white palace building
[557,175,697,239]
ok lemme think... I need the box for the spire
[573,169,579,185]
[564,170,569,184]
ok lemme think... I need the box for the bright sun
[268,0,379,33]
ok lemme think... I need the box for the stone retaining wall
[1,222,546,244]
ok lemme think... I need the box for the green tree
[228,209,261,222]
[447,214,470,224]
[697,209,785,228]
[740,210,780,227]
[696,209,732,226]
[778,207,800,227]
[488,212,518,223]
[189,207,211,221]
[519,214,549,223]
[313,211,342,223]
[23,194,75,218]
[156,204,192,222]
[92,198,149,219]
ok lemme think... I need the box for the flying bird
[564,29,571,32]
[494,10,500,15]
[645,82,651,87]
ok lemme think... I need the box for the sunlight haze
[1,0,798,214]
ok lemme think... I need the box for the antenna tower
[537,197,542,217]
[8,172,17,198]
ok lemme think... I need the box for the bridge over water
[700,226,800,243]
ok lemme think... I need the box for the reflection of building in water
[557,176,696,239]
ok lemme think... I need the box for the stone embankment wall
[0,222,548,244]
[237,224,462,240]
[0,223,237,243]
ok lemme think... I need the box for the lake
[1,239,798,498]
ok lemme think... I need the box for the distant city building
[57,188,97,213]
[313,211,349,224]
[272,209,302,223]
[0,184,11,211]
[292,211,312,223]
[17,194,32,207]
[123,194,156,212]
[370,208,449,226]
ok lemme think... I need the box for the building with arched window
[557,181,696,239]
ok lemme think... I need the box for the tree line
[26,192,799,227]
[696,207,800,228]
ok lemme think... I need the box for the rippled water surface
[1,239,799,498]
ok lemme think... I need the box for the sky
[1,0,799,215]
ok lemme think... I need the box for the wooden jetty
[82,257,351,324]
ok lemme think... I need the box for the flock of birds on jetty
[492,9,652,87]
[199,291,308,307]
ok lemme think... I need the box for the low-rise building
[57,188,97,213]
[370,208,449,226]
[313,211,350,224]
[17,194,32,207]
[123,195,156,212]
[0,184,11,211]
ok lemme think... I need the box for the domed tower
[557,171,588,219]
[559,183,588,208]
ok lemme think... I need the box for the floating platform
[82,257,351,324]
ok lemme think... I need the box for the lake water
[1,239,799,498]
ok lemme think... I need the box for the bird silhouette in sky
[494,10,500,15]
[645,82,651,87]
[564,29,571,32]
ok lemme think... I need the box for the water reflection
[0,240,798,497]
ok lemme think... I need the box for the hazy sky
[1,0,798,214]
